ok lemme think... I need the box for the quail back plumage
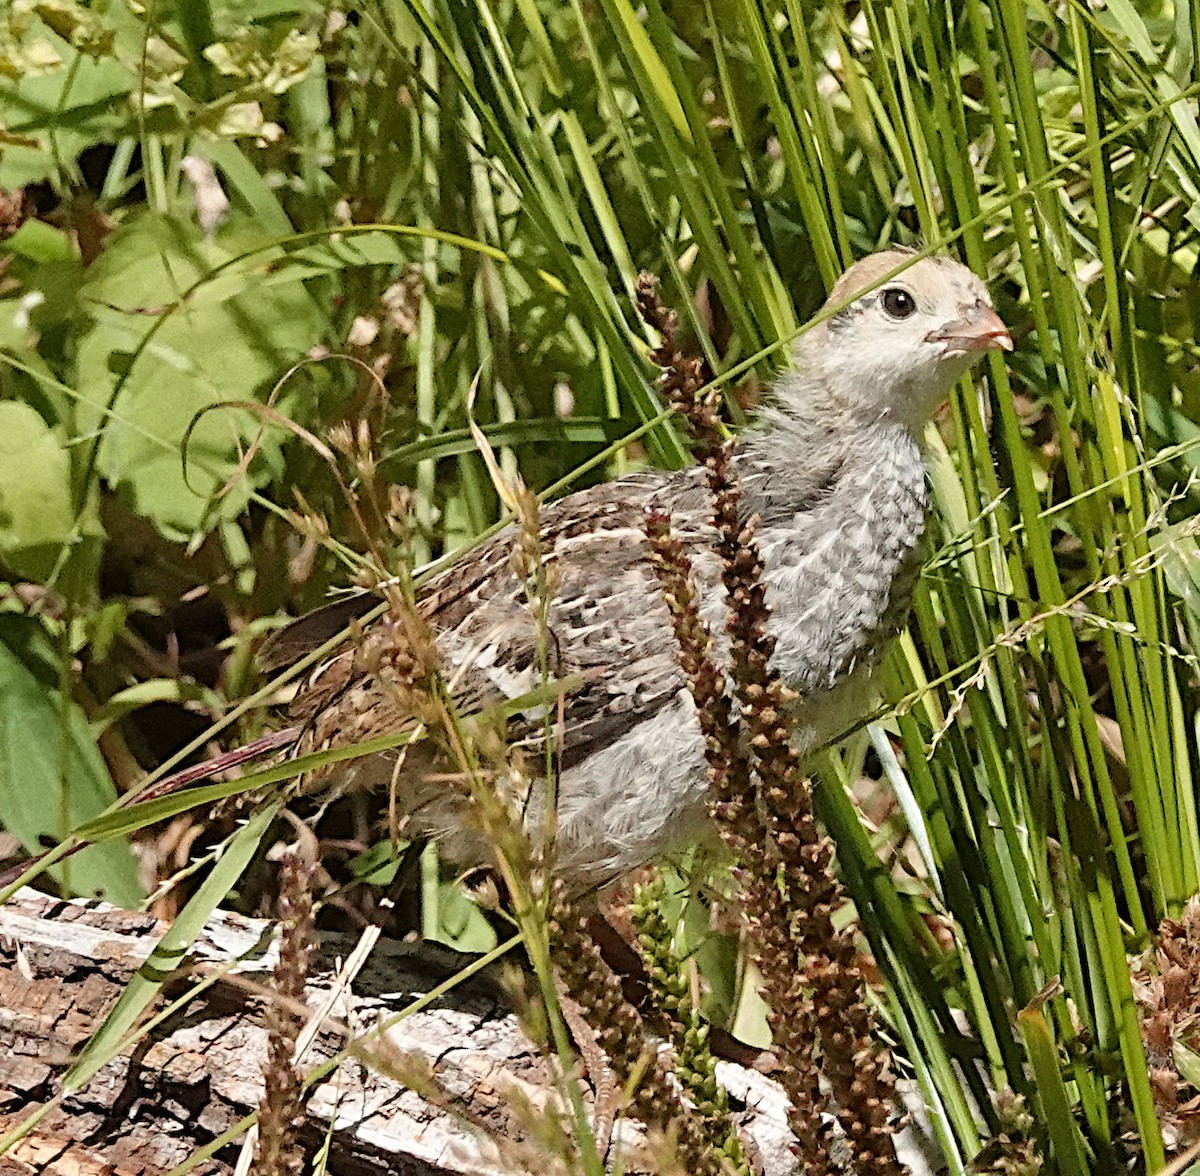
[267,250,1011,890]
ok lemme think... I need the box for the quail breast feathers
[269,250,1011,890]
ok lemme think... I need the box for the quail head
[266,249,1011,891]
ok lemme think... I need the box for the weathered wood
[0,888,812,1175]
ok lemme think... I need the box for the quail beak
[926,306,1013,354]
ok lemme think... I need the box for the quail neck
[730,249,1012,699]
[281,250,1011,889]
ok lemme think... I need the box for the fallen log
[0,888,817,1175]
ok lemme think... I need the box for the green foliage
[2,0,1200,1171]
[0,616,139,904]
[0,401,89,581]
[75,212,323,536]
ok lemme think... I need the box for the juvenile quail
[265,249,1011,890]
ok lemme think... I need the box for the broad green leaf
[0,39,133,186]
[90,678,219,735]
[348,839,412,884]
[420,844,497,953]
[1175,1040,1200,1091]
[430,879,497,953]
[74,213,323,538]
[0,401,79,582]
[261,232,424,281]
[0,615,140,905]
[257,229,508,287]
[0,218,72,262]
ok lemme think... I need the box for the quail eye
[881,287,917,319]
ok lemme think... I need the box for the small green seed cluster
[549,884,733,1176]
[631,877,749,1172]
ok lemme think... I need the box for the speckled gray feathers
[285,422,927,889]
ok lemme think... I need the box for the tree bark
[0,888,808,1175]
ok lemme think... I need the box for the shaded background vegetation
[4,0,1200,1171]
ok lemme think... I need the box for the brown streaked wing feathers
[282,470,699,769]
[273,450,843,774]
[258,592,382,673]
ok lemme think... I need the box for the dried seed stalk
[254,849,316,1176]
[646,510,829,1171]
[638,272,906,1174]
